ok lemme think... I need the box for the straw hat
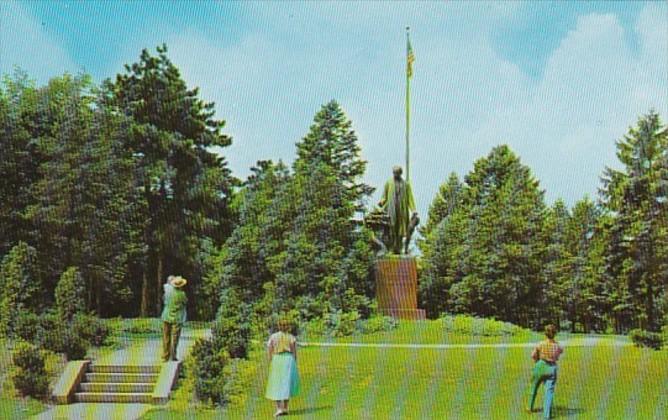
[170,276,187,288]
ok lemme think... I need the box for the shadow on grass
[548,406,586,418]
[287,405,333,416]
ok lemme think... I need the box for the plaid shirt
[532,339,563,363]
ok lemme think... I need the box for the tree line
[1,45,666,335]
[419,113,668,333]
[1,45,235,318]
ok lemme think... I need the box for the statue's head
[392,165,403,180]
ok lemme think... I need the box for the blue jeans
[528,360,558,418]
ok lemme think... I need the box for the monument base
[375,257,426,320]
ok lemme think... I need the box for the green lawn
[142,321,667,419]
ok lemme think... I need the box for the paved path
[95,328,210,365]
[33,327,210,420]
[32,403,153,420]
[300,337,632,349]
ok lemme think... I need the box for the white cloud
[0,1,77,82]
[466,9,667,208]
[149,2,667,217]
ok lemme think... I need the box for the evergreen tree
[0,242,41,336]
[564,197,602,332]
[419,209,468,318]
[271,163,374,318]
[212,160,293,308]
[55,267,86,321]
[0,73,42,257]
[105,45,236,315]
[421,145,548,325]
[600,111,668,331]
[418,172,463,254]
[24,74,146,315]
[294,100,373,209]
[539,199,572,328]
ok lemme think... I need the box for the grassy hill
[143,319,667,419]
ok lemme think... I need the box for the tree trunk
[95,275,103,315]
[646,278,654,331]
[87,275,93,313]
[140,270,149,317]
[155,256,163,315]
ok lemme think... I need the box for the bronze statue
[376,166,418,254]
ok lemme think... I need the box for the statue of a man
[378,166,417,254]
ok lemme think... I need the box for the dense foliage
[420,113,668,333]
[0,242,42,335]
[11,341,48,398]
[55,267,86,321]
[629,328,664,350]
[0,45,235,320]
[1,43,665,344]
[209,101,376,324]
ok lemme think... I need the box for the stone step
[74,392,153,404]
[79,382,155,393]
[88,365,161,374]
[83,373,159,384]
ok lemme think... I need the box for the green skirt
[265,352,300,400]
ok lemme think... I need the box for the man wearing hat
[161,275,188,362]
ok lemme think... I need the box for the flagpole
[405,26,411,184]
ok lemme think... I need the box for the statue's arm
[407,182,417,213]
[378,181,389,207]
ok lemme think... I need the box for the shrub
[300,312,397,338]
[59,331,89,360]
[219,356,258,407]
[13,310,42,342]
[55,267,86,321]
[359,315,398,334]
[191,338,229,405]
[0,242,42,336]
[214,289,252,359]
[629,329,664,350]
[326,310,360,337]
[72,313,111,346]
[12,341,49,398]
[441,314,530,336]
[190,338,259,407]
[299,316,327,338]
[34,312,90,359]
[34,312,67,352]
[124,318,162,335]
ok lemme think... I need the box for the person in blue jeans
[527,324,563,418]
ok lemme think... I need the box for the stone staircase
[73,364,160,403]
[52,360,180,405]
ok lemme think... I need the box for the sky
[2,1,667,217]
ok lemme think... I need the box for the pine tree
[294,100,374,209]
[564,197,601,332]
[0,72,42,257]
[600,111,668,331]
[421,145,548,325]
[24,74,146,315]
[213,160,293,306]
[539,199,572,329]
[105,45,236,315]
[418,172,463,254]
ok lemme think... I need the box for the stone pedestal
[375,257,425,320]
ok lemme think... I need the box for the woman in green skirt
[265,318,300,417]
